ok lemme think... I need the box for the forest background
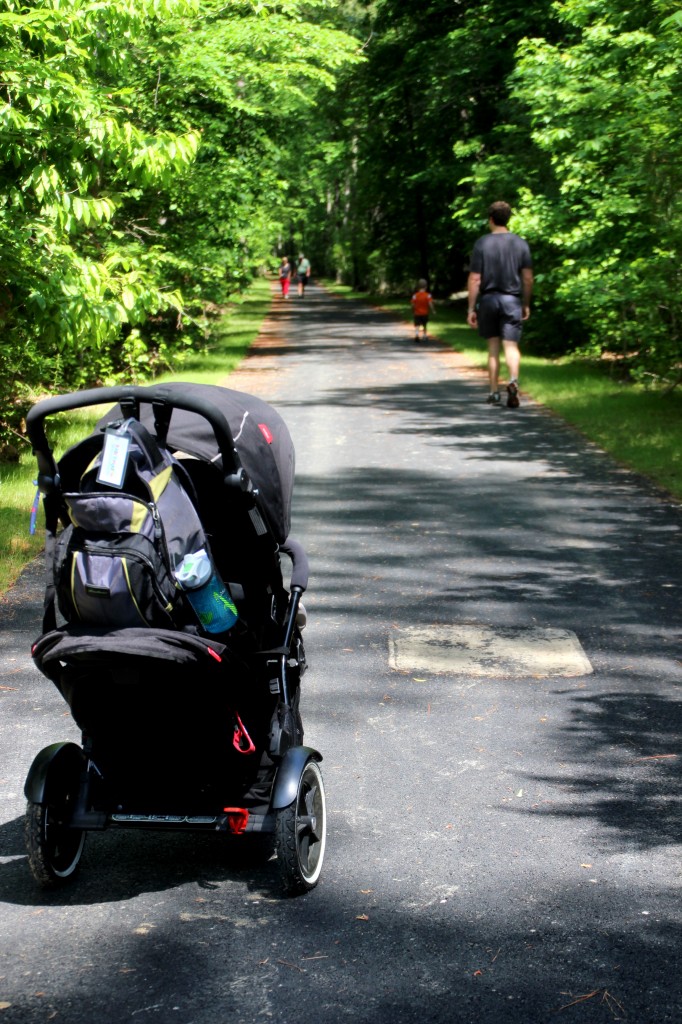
[1,0,681,449]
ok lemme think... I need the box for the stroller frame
[23,384,326,896]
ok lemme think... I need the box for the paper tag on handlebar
[97,427,131,489]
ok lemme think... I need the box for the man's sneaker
[506,381,520,408]
[486,391,502,406]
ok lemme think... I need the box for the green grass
[0,278,273,595]
[323,281,682,502]
[0,409,104,594]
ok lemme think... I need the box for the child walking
[411,279,435,342]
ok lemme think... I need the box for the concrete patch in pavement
[389,624,593,677]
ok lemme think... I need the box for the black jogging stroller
[23,382,325,896]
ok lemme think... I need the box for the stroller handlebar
[279,538,309,592]
[26,385,243,485]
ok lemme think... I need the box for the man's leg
[503,338,521,407]
[502,338,520,382]
[487,337,501,393]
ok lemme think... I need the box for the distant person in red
[278,256,292,298]
[411,279,435,342]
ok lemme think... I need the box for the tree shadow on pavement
[513,688,682,851]
[0,870,677,1024]
[0,814,283,908]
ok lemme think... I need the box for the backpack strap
[117,417,168,475]
[152,393,173,448]
[41,490,62,634]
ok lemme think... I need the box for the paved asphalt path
[1,283,680,1024]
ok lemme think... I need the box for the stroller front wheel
[25,799,86,887]
[275,758,326,896]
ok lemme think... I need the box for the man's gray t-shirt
[470,232,532,295]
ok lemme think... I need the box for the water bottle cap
[174,549,212,589]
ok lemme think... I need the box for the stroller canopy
[100,383,295,544]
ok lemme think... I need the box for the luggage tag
[97,425,132,489]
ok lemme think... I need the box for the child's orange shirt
[411,290,432,316]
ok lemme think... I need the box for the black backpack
[52,418,211,631]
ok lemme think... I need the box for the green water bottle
[175,549,238,633]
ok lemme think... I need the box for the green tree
[521,0,682,384]
[0,0,201,446]
[456,0,682,383]
[0,0,360,447]
[294,0,556,293]
[123,0,362,297]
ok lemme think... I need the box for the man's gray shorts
[477,292,523,342]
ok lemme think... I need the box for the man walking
[467,201,533,408]
[296,253,311,297]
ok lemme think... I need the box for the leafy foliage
[4,0,680,455]
[295,0,556,293]
[509,0,682,384]
[296,0,682,389]
[454,0,682,379]
[0,0,360,449]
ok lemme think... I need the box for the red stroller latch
[232,711,256,755]
[222,808,249,834]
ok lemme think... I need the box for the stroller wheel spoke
[297,813,321,843]
[304,786,318,815]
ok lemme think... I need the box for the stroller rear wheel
[275,758,326,896]
[25,797,86,887]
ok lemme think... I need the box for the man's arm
[521,267,533,321]
[467,272,481,327]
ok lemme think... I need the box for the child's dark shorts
[477,292,523,342]
[413,315,429,328]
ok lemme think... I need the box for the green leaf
[121,288,136,311]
